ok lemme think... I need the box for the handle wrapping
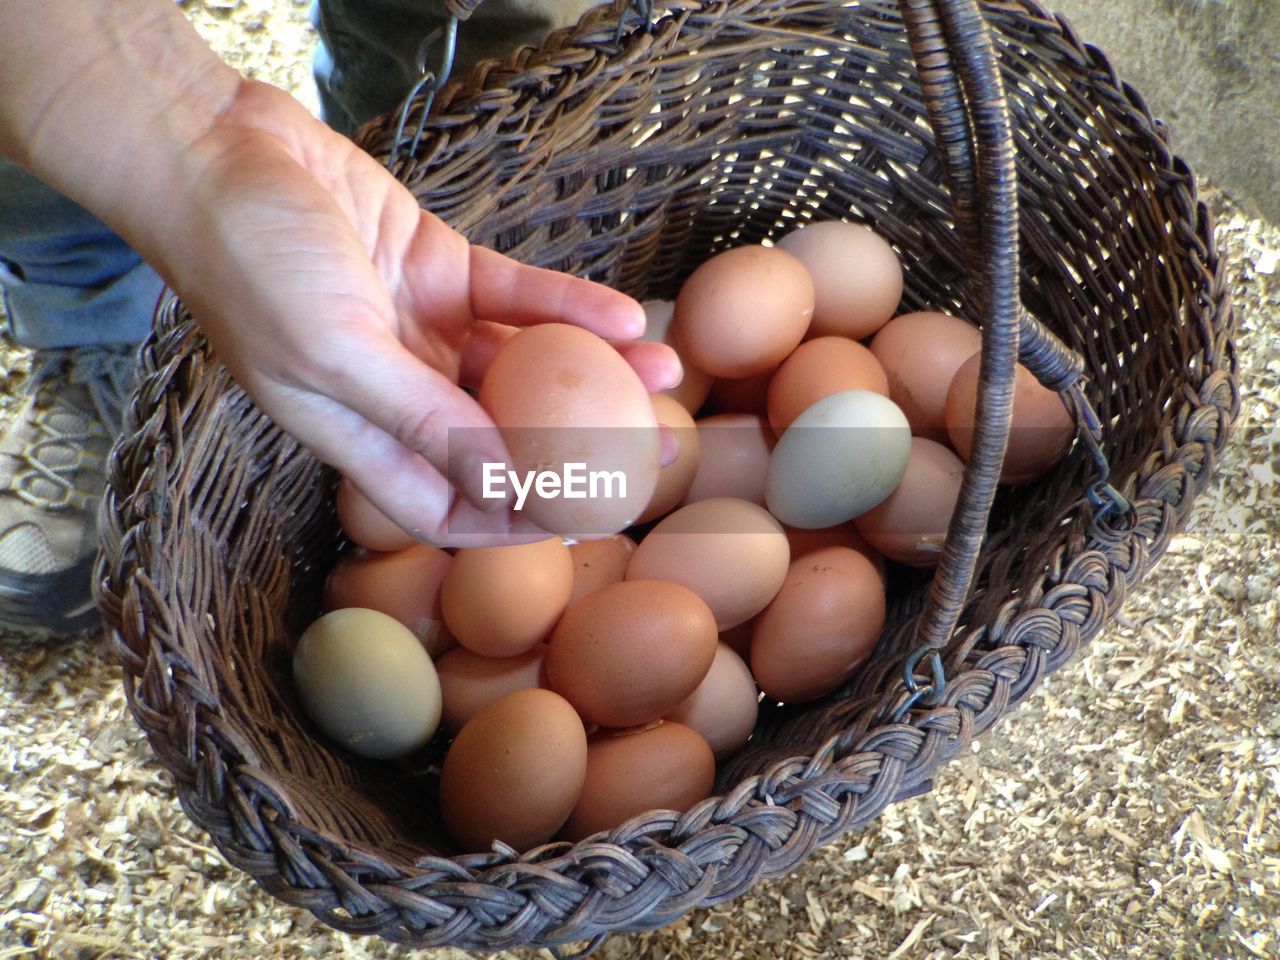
[897,0,1023,657]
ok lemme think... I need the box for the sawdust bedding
[1,2,1277,957]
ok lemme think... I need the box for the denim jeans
[0,0,590,350]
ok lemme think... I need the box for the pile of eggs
[292,220,1076,854]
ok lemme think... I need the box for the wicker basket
[96,0,1238,952]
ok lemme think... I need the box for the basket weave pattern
[96,0,1236,950]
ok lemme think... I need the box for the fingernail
[659,424,680,467]
[657,353,684,392]
[620,301,646,339]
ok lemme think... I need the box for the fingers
[459,327,683,394]
[457,321,519,389]
[315,326,517,514]
[468,244,645,340]
[350,454,559,548]
[412,217,679,389]
[659,423,679,468]
[355,458,557,548]
[271,384,556,547]
[609,340,683,393]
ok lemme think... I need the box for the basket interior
[110,0,1222,872]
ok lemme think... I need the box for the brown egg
[560,721,715,842]
[639,394,701,523]
[435,643,547,733]
[751,547,885,703]
[440,688,587,852]
[869,311,982,443]
[944,352,1076,484]
[567,534,635,607]
[323,544,455,657]
[681,413,774,508]
[704,369,774,417]
[640,299,714,413]
[767,336,890,434]
[854,437,965,566]
[674,245,814,379]
[441,538,573,657]
[546,580,718,728]
[783,522,870,559]
[782,523,886,582]
[336,476,417,553]
[776,221,904,340]
[478,323,660,537]
[292,608,442,759]
[627,498,790,630]
[665,642,759,759]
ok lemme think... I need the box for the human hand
[157,81,680,546]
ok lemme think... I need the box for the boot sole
[0,556,102,636]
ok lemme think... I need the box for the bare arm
[0,1,678,544]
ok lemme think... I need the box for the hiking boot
[0,344,138,635]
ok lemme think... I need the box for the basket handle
[891,0,1135,710]
[900,0,1085,393]
[893,0,1023,664]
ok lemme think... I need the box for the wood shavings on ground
[2,3,1277,958]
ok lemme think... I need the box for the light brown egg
[323,544,455,657]
[627,497,790,630]
[681,413,774,508]
[853,437,965,566]
[943,352,1076,484]
[783,522,871,559]
[435,643,547,733]
[767,336,890,434]
[478,323,660,537]
[782,523,886,582]
[674,245,815,379]
[665,642,759,759]
[639,394,701,523]
[546,580,718,728]
[292,608,442,759]
[567,534,635,607]
[776,220,904,340]
[750,546,885,703]
[441,538,573,657]
[640,299,714,413]
[869,311,983,443]
[440,688,587,853]
[336,476,417,553]
[560,721,715,842]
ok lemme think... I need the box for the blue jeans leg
[0,159,163,350]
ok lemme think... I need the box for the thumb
[315,327,514,511]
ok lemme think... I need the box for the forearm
[0,1,244,269]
